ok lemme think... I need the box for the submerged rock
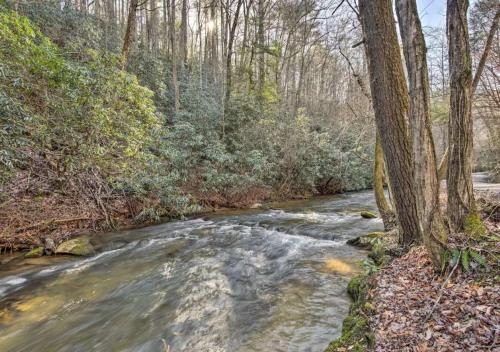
[360,211,377,219]
[55,237,95,256]
[24,247,44,258]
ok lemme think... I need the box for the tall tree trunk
[239,0,253,70]
[180,0,188,66]
[170,0,180,114]
[359,0,422,246]
[446,0,475,231]
[396,0,447,265]
[121,0,139,68]
[472,8,500,95]
[225,0,244,101]
[438,147,449,180]
[374,133,396,230]
[437,8,498,183]
[163,0,170,54]
[197,0,203,88]
[210,1,218,76]
[257,0,265,102]
[148,0,159,55]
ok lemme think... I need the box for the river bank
[327,188,500,351]
[0,181,375,256]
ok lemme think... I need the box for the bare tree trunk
[148,0,160,55]
[436,8,497,184]
[396,0,447,266]
[472,8,499,95]
[257,0,265,103]
[225,0,244,101]
[180,0,188,66]
[359,0,422,246]
[239,0,253,70]
[197,0,203,88]
[438,147,449,180]
[446,0,476,231]
[163,0,170,54]
[121,0,139,68]
[210,1,218,76]
[170,0,180,114]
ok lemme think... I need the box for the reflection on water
[0,190,382,352]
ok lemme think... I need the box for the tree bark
[180,0,188,66]
[225,0,244,101]
[359,0,422,246]
[374,133,396,230]
[148,0,160,55]
[435,8,497,183]
[396,0,447,266]
[170,0,180,114]
[446,0,475,231]
[472,7,500,95]
[257,0,265,102]
[121,0,139,68]
[438,147,449,180]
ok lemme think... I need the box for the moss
[368,244,388,265]
[464,213,487,238]
[325,314,370,352]
[24,246,44,258]
[326,273,372,352]
[363,302,375,313]
[360,211,377,219]
[326,230,395,351]
[55,237,95,256]
[347,274,367,301]
[347,232,384,249]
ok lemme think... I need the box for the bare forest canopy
[0,0,498,248]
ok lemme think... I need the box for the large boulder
[55,237,95,256]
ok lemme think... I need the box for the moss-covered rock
[360,211,377,219]
[327,231,395,351]
[326,273,373,352]
[24,246,44,258]
[463,213,487,238]
[347,232,384,249]
[55,237,95,256]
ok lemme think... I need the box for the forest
[0,0,499,351]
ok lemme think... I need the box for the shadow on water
[0,189,382,352]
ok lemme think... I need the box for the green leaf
[462,250,470,271]
[440,250,449,273]
[451,249,461,266]
[469,250,486,266]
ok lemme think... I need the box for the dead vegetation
[368,192,500,351]
[0,152,144,252]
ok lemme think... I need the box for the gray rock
[55,236,95,256]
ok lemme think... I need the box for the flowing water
[0,190,383,352]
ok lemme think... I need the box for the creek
[0,190,383,352]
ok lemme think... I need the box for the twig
[424,253,461,322]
